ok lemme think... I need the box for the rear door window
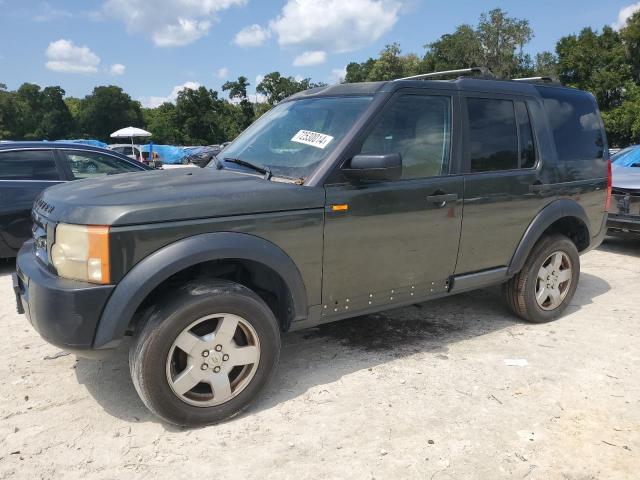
[0,150,59,180]
[467,98,519,172]
[61,150,143,179]
[538,87,604,162]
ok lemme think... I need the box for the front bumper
[15,241,115,356]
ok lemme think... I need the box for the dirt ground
[0,238,638,480]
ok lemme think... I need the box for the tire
[503,234,580,323]
[129,279,281,427]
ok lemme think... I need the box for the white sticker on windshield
[291,130,334,149]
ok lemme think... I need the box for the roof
[287,77,581,101]
[0,141,110,152]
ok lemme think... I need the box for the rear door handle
[427,193,458,207]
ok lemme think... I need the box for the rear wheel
[503,234,580,323]
[129,279,281,426]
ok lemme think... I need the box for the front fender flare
[93,232,308,349]
[507,199,591,276]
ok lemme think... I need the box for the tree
[256,72,325,105]
[621,11,640,83]
[366,43,421,81]
[14,83,44,139]
[0,83,18,139]
[222,76,254,129]
[37,86,74,140]
[601,83,640,147]
[77,86,144,141]
[423,24,483,72]
[345,58,376,83]
[143,102,180,144]
[556,26,630,110]
[476,8,533,78]
[175,86,226,144]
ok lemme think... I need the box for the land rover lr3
[14,72,611,426]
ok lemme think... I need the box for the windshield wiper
[223,157,272,180]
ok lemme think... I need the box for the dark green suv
[14,73,610,426]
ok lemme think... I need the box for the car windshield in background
[612,145,640,167]
[212,96,373,179]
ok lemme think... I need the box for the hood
[612,165,640,191]
[36,168,325,226]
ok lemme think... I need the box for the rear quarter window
[538,87,605,162]
[0,149,59,180]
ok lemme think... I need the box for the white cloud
[255,74,264,85]
[613,2,640,29]
[269,0,400,53]
[329,66,347,84]
[109,63,126,75]
[233,24,271,47]
[293,50,327,66]
[45,39,100,74]
[143,81,200,108]
[102,0,246,47]
[215,67,229,79]
[33,2,73,22]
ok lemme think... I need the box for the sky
[0,0,639,107]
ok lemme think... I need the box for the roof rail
[395,67,494,81]
[512,76,560,84]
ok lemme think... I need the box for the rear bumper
[15,241,115,356]
[607,214,640,236]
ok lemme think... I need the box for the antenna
[395,67,494,81]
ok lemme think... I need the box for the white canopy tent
[110,127,152,155]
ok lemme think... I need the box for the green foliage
[422,24,483,73]
[601,83,640,146]
[223,76,254,130]
[476,8,533,78]
[556,26,630,110]
[256,72,326,105]
[77,85,144,142]
[621,12,640,83]
[142,103,179,144]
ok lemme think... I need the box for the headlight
[51,223,110,284]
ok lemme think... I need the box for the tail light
[604,158,612,212]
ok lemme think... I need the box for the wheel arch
[93,232,308,350]
[508,199,592,276]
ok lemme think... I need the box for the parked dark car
[183,145,222,167]
[15,72,609,427]
[608,145,640,236]
[0,142,151,258]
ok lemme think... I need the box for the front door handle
[427,193,458,207]
[529,182,546,193]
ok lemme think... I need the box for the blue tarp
[612,146,640,167]
[54,139,108,148]
[139,144,202,164]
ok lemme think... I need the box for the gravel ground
[0,238,638,479]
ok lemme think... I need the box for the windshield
[612,146,640,167]
[212,96,373,179]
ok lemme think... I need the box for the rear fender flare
[508,199,591,276]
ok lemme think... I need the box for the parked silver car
[608,145,640,237]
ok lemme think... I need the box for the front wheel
[503,234,580,323]
[129,279,281,426]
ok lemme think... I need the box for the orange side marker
[331,204,349,212]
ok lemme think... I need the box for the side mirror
[342,153,402,181]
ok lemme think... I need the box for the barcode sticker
[291,130,334,149]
